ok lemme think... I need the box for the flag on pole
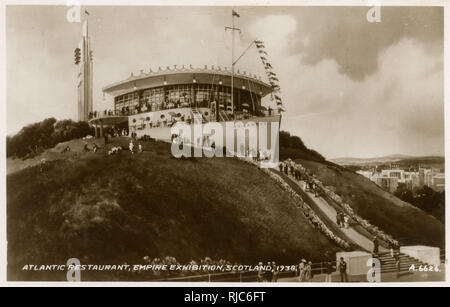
[232,10,240,18]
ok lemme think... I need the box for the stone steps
[378,253,426,273]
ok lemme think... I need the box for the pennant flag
[85,10,90,15]
[232,10,240,18]
[254,40,264,44]
[270,76,279,81]
[265,63,273,69]
[258,49,268,55]
[260,56,267,61]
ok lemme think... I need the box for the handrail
[157,261,338,282]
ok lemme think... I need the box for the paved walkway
[277,266,445,283]
[284,173,387,253]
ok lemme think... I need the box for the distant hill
[331,154,444,166]
[296,159,444,248]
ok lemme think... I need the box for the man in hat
[298,259,307,282]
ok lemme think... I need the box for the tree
[7,118,93,158]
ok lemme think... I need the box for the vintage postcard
[0,0,448,289]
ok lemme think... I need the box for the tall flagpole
[226,10,240,121]
[231,12,235,120]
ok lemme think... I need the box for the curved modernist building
[90,65,279,140]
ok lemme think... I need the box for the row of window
[114,84,260,115]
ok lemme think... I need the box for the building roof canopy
[102,66,273,97]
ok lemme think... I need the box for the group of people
[336,211,350,229]
[128,140,143,154]
[138,256,234,280]
[297,259,313,282]
[322,257,348,283]
[257,261,279,282]
[278,162,321,197]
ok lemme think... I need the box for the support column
[100,123,104,137]
[94,124,98,138]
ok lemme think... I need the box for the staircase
[378,252,427,273]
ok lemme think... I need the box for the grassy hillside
[7,138,339,281]
[295,159,445,248]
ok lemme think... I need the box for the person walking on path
[389,241,395,258]
[343,214,349,229]
[336,212,342,227]
[373,236,379,256]
[338,257,348,282]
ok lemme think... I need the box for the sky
[5,5,444,159]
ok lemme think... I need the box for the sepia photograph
[0,0,448,289]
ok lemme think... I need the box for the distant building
[371,176,398,194]
[381,169,404,180]
[363,166,444,194]
[432,173,445,192]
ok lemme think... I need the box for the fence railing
[156,261,338,282]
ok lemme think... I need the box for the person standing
[395,254,401,279]
[257,262,264,282]
[325,260,334,283]
[129,140,134,154]
[271,261,278,282]
[305,261,312,281]
[338,257,348,282]
[298,259,306,282]
[265,262,273,282]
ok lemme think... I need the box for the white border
[0,0,448,287]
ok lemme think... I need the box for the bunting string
[254,39,284,111]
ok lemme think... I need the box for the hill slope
[295,159,445,247]
[7,138,339,281]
